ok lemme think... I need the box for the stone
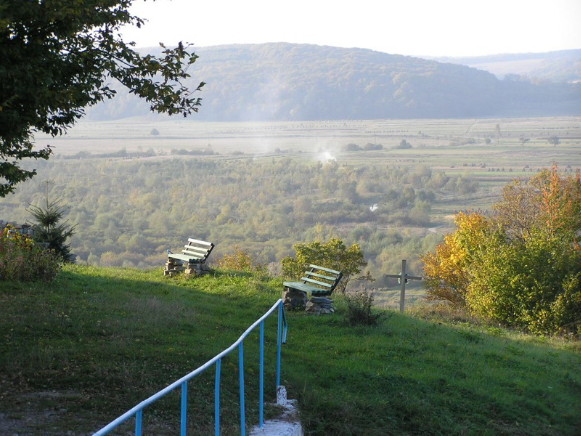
[283,287,308,310]
[305,296,334,315]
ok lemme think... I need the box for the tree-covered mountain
[439,49,581,83]
[87,43,581,121]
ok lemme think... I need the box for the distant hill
[438,49,581,83]
[87,43,581,121]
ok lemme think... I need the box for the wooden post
[386,259,423,313]
[399,259,407,313]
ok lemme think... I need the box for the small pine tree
[27,194,76,263]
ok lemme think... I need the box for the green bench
[165,238,215,276]
[283,264,343,297]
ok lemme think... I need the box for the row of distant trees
[0,156,479,283]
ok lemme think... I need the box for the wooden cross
[385,259,423,313]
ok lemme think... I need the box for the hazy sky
[122,0,581,58]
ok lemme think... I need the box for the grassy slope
[0,265,579,435]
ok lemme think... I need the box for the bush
[344,291,381,326]
[467,230,581,335]
[0,226,61,281]
[215,246,266,273]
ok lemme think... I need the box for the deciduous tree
[423,167,581,335]
[0,0,204,196]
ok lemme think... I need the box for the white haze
[123,0,581,58]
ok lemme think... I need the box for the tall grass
[0,265,579,435]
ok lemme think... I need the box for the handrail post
[259,320,265,427]
[215,359,221,436]
[239,343,246,436]
[276,302,283,388]
[180,381,188,436]
[135,410,143,436]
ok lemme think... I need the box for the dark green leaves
[0,0,203,195]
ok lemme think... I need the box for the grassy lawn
[1,265,579,435]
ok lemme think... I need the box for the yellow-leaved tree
[422,212,492,307]
[422,167,581,335]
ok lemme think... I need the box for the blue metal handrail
[94,299,288,436]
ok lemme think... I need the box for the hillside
[87,43,581,121]
[440,49,581,82]
[0,265,579,434]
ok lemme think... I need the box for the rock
[283,287,307,310]
[305,297,334,315]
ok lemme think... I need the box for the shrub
[215,246,266,273]
[467,230,581,335]
[344,291,381,326]
[0,226,61,281]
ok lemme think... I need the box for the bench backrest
[182,238,215,262]
[300,264,343,292]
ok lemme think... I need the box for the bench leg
[164,258,184,276]
[184,263,202,276]
[282,287,308,310]
[305,296,335,315]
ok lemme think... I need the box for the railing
[94,299,288,436]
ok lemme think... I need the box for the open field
[1,265,579,435]
[37,115,581,156]
[37,115,581,183]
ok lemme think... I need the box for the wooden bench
[283,264,343,297]
[165,238,215,276]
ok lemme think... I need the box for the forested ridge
[0,155,481,284]
[443,49,581,82]
[87,43,581,122]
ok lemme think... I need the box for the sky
[122,0,581,58]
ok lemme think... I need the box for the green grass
[1,265,580,435]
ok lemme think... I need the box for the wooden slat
[300,277,333,288]
[182,251,206,259]
[183,246,209,255]
[309,264,341,275]
[311,288,333,296]
[169,253,203,263]
[284,282,333,296]
[306,271,337,282]
[187,238,213,247]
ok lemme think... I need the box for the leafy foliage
[0,225,61,281]
[281,238,367,292]
[0,0,203,195]
[423,167,581,335]
[215,245,266,274]
[422,212,491,306]
[467,229,581,335]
